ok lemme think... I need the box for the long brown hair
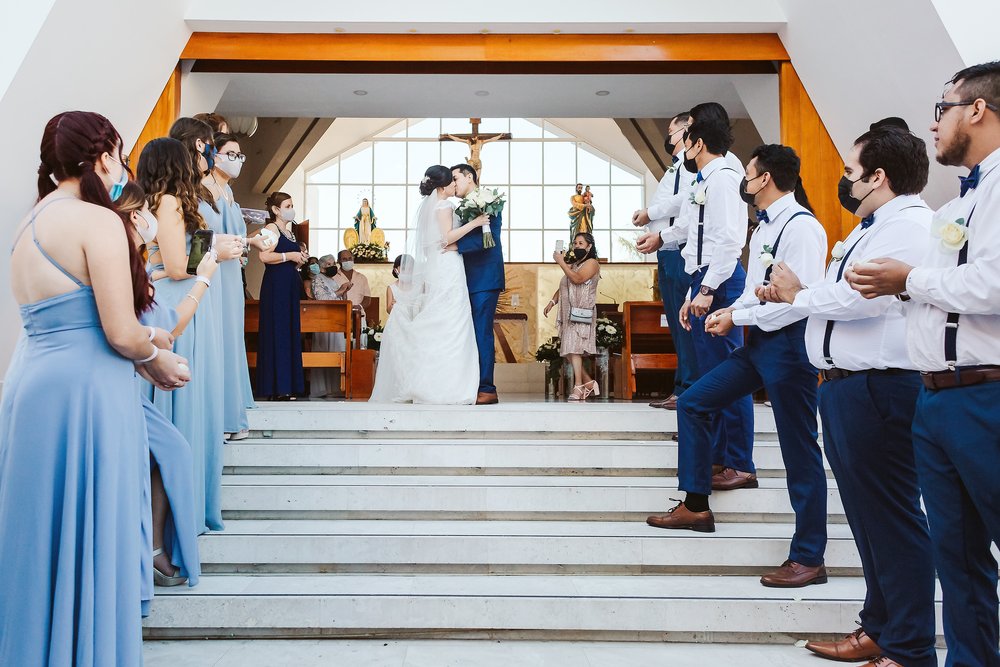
[169,116,219,212]
[265,191,292,222]
[36,111,153,315]
[136,137,207,235]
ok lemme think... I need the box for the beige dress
[557,262,601,356]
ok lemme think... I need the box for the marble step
[199,520,861,574]
[224,438,829,477]
[142,573,943,639]
[220,474,845,522]
[246,401,783,439]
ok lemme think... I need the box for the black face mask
[739,174,766,207]
[683,141,702,174]
[323,266,337,278]
[571,247,591,262]
[838,175,876,215]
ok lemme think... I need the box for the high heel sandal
[567,385,586,401]
[152,547,187,587]
[584,380,600,399]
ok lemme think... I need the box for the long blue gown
[217,189,255,431]
[0,203,144,666]
[256,225,304,397]
[138,303,201,617]
[147,225,226,534]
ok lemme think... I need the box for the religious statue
[353,198,377,245]
[568,183,595,237]
[440,118,512,180]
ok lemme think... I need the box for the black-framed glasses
[222,151,246,163]
[935,100,1000,122]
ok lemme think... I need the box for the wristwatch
[699,285,716,296]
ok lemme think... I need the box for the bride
[369,165,486,404]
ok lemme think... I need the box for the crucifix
[439,118,512,179]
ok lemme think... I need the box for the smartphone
[186,229,215,275]
[555,239,565,253]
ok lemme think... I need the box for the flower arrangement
[596,318,623,351]
[363,322,385,350]
[349,242,389,263]
[457,187,507,249]
[535,336,561,362]
[930,214,968,252]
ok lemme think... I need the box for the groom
[452,163,504,405]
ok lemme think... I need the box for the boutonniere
[930,214,968,252]
[665,162,677,174]
[830,240,846,262]
[759,244,774,268]
[689,185,707,206]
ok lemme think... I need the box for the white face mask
[280,208,296,223]
[217,159,243,179]
[341,260,354,271]
[134,210,158,246]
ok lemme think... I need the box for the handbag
[569,306,594,324]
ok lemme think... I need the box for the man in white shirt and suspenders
[850,60,1000,667]
[761,126,937,667]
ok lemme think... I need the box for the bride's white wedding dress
[369,193,479,404]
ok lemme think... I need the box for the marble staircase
[143,401,944,642]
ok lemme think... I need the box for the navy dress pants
[820,371,936,667]
[912,381,1000,667]
[678,320,827,567]
[469,289,501,395]
[657,247,696,396]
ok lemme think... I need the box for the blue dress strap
[11,197,86,287]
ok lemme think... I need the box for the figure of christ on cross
[439,118,512,179]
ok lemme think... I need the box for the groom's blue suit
[456,212,504,395]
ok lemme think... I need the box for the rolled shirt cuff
[731,308,754,327]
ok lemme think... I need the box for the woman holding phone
[138,137,238,534]
[256,191,307,399]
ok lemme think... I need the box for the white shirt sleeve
[659,208,691,245]
[701,171,747,291]
[648,168,692,223]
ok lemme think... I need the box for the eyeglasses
[221,151,246,163]
[935,100,1000,122]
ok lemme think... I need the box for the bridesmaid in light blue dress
[138,136,236,534]
[0,111,191,666]
[205,133,261,439]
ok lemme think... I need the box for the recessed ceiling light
[480,28,490,34]
[334,28,345,33]
[553,29,562,34]
[475,90,490,97]
[408,29,418,33]
[353,90,368,96]
[624,28,635,33]
[595,90,611,96]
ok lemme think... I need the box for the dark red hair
[37,111,153,316]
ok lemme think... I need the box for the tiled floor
[144,639,948,666]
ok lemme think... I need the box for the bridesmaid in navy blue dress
[256,191,307,399]
[0,111,190,666]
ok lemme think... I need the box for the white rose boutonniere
[665,162,677,174]
[759,244,774,268]
[830,240,846,261]
[690,186,708,206]
[930,214,968,252]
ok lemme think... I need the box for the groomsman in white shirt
[761,126,936,667]
[633,112,697,410]
[849,61,1000,667]
[645,145,830,591]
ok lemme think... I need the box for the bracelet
[147,326,156,341]
[136,346,159,364]
[195,276,211,287]
[282,252,287,263]
[186,294,200,305]
[549,300,556,306]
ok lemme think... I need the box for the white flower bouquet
[456,187,506,249]
[363,322,385,350]
[596,318,623,351]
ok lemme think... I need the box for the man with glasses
[849,60,1000,667]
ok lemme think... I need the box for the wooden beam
[130,65,181,164]
[779,62,855,252]
[182,33,789,64]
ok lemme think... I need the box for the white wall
[0,0,192,375]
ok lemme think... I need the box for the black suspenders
[944,205,976,369]
[668,166,682,227]
[695,167,738,266]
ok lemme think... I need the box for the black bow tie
[860,214,875,229]
[755,210,769,224]
[960,164,981,197]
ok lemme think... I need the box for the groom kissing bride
[369,163,504,405]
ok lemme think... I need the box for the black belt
[820,367,916,382]
[921,365,1000,390]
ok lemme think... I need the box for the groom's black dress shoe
[476,392,499,405]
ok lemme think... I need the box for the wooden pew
[245,300,356,397]
[622,301,678,400]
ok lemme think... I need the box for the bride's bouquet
[456,187,506,249]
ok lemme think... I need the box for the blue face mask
[202,144,217,172]
[109,158,128,202]
[309,263,320,275]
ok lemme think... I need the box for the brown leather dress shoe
[476,392,499,405]
[859,658,900,667]
[759,559,828,588]
[711,467,759,490]
[805,626,881,662]
[711,464,725,475]
[649,394,679,409]
[646,500,715,533]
